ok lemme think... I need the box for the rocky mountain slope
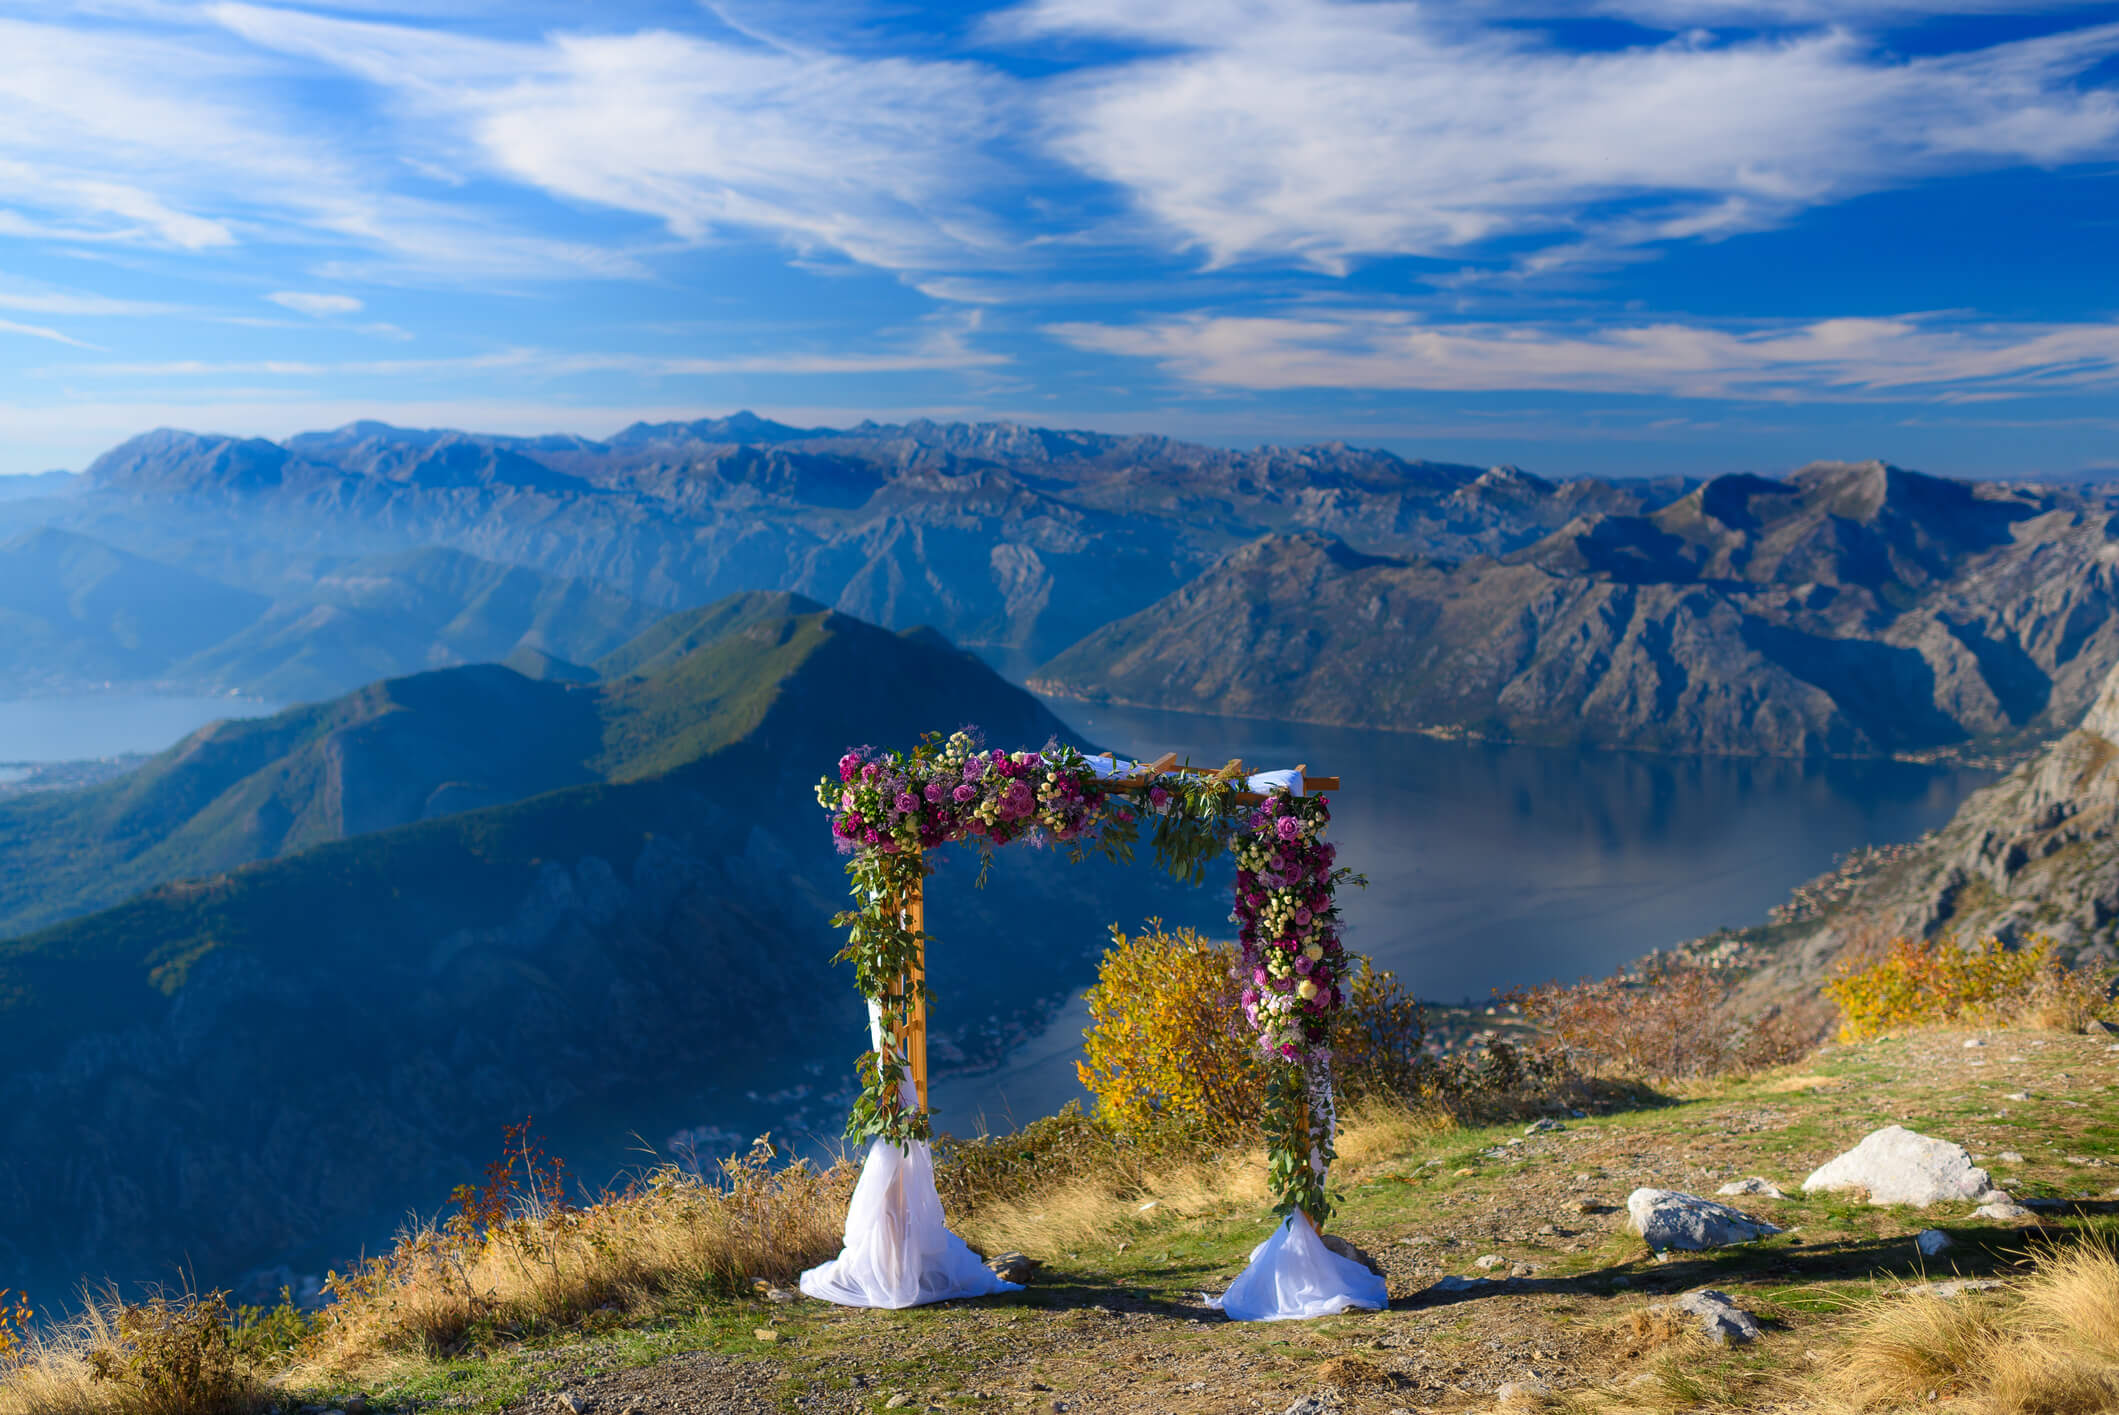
[0,530,657,700]
[0,527,270,690]
[1036,461,2119,758]
[0,598,1191,1300]
[1724,653,2119,1006]
[44,416,1691,669]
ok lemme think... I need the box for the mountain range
[0,526,657,700]
[0,594,1197,1299]
[1037,462,2119,757]
[7,416,2117,759]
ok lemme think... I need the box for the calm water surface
[930,699,1998,1130]
[0,694,279,763]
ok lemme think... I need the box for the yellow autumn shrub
[1825,934,2115,1041]
[1076,920,1267,1141]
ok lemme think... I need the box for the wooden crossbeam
[1090,750,1340,801]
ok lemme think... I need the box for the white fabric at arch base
[1207,1213,1389,1322]
[799,1003,1023,1309]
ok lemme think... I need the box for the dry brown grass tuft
[301,1141,852,1377]
[1834,1239,2119,1414]
[0,1291,270,1415]
[956,1149,1269,1257]
[1832,1288,1994,1408]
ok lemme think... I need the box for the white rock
[1524,1118,1566,1135]
[1716,1177,1787,1199]
[1999,1151,2025,1165]
[1974,1200,2036,1221]
[2004,1091,2033,1102]
[1671,1289,1763,1345]
[1801,1126,1993,1207]
[1915,1229,1953,1256]
[1475,1253,1505,1269]
[1626,1189,1782,1250]
[1975,1188,2012,1204]
[1962,1038,1987,1048]
[1497,1380,1552,1405]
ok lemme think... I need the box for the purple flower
[1276,816,1301,841]
[1279,1042,1297,1059]
[838,752,862,783]
[924,781,947,803]
[1294,955,1313,976]
[894,792,919,814]
[953,783,977,803]
[1149,785,1170,810]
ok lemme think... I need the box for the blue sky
[0,0,2116,479]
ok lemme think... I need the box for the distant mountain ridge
[0,529,659,701]
[1036,460,2119,758]
[21,413,2119,758]
[50,415,1693,671]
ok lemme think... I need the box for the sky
[0,0,2116,479]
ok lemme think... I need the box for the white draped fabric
[799,1005,1023,1309]
[1079,755,1307,797]
[1209,1213,1390,1322]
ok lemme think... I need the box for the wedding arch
[796,730,1386,1322]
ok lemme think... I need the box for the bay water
[928,699,1997,1132]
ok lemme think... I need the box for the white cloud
[268,290,364,317]
[0,316,96,349]
[1046,310,2119,399]
[211,3,1022,272]
[1005,0,2119,272]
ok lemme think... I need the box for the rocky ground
[304,1025,2119,1415]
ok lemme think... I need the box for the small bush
[0,1289,270,1415]
[1075,920,1266,1142]
[1826,935,2116,1041]
[1333,959,1430,1103]
[0,1288,30,1367]
[1510,956,1811,1081]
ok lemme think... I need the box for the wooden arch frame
[874,751,1342,1119]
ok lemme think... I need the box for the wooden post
[901,874,929,1114]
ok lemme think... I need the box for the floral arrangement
[1230,789,1356,1223]
[816,731,1140,1146]
[816,727,1361,1223]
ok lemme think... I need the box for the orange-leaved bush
[0,1287,30,1367]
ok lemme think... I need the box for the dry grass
[0,1292,269,1415]
[301,1146,853,1375]
[957,1148,1270,1256]
[1833,1239,2119,1414]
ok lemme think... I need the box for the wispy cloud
[0,315,97,349]
[268,291,363,317]
[211,2,1023,273]
[1005,0,2119,273]
[1047,310,2119,399]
